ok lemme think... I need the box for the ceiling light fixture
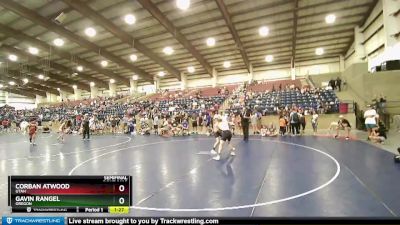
[163,46,174,55]
[57,88,60,91]
[187,66,195,73]
[72,85,77,89]
[325,14,336,24]
[9,81,15,86]
[265,55,274,62]
[223,61,231,68]
[101,60,108,67]
[176,0,190,10]
[38,74,45,80]
[0,84,3,88]
[90,82,95,87]
[206,37,216,47]
[77,66,83,72]
[53,38,64,47]
[158,71,165,77]
[315,47,324,55]
[110,79,115,84]
[85,27,96,37]
[132,75,139,80]
[22,78,29,84]
[130,54,138,62]
[124,14,136,25]
[259,26,269,37]
[8,54,18,62]
[28,47,39,55]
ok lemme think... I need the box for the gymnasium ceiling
[0,0,377,97]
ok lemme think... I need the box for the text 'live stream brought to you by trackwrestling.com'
[68,217,220,225]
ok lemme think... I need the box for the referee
[241,106,251,141]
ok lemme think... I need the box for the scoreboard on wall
[8,176,132,213]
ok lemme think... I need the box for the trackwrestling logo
[2,217,64,225]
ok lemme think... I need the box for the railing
[306,75,317,89]
[384,100,400,113]
[380,100,400,130]
[115,92,145,103]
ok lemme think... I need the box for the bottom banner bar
[66,217,400,225]
[3,217,399,225]
[67,217,220,225]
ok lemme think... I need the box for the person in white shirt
[153,116,159,135]
[213,117,236,161]
[311,111,319,135]
[211,114,222,155]
[364,105,378,139]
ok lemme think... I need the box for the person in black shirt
[82,115,90,140]
[336,77,342,92]
[329,78,336,90]
[335,115,351,140]
[241,106,251,141]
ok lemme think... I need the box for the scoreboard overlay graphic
[8,176,132,213]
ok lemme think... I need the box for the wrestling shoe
[213,155,221,161]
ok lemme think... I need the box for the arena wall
[0,91,36,110]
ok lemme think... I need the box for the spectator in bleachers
[336,77,342,92]
[329,78,336,90]
[378,94,387,114]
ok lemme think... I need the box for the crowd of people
[227,83,340,116]
[0,89,231,139]
[0,80,361,144]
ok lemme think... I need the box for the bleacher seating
[227,79,340,115]
[244,89,339,114]
[157,96,225,114]
[1,81,341,127]
[248,79,302,92]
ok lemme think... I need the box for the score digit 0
[118,185,125,192]
[119,197,125,205]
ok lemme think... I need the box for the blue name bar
[2,217,64,225]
